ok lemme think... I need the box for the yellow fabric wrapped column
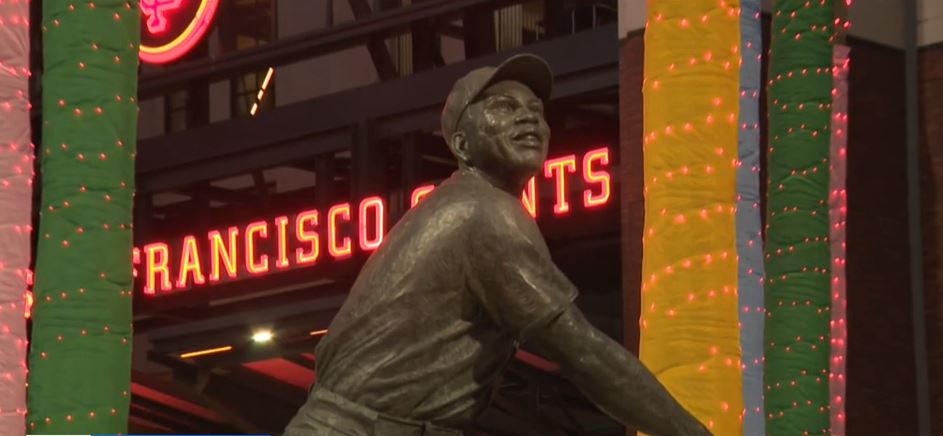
[641,1,743,434]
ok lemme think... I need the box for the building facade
[36,0,938,433]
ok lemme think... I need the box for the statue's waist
[307,385,464,436]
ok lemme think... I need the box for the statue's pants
[283,385,463,436]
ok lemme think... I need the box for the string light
[828,43,850,436]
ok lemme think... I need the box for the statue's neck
[459,166,527,196]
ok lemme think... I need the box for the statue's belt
[310,385,463,436]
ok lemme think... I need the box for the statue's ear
[449,130,471,165]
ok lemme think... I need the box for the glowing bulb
[252,330,274,343]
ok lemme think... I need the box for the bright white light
[252,330,274,343]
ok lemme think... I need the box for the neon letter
[176,235,206,287]
[359,197,385,251]
[583,147,612,208]
[245,221,270,274]
[520,176,537,218]
[410,185,435,208]
[143,243,172,294]
[208,227,238,282]
[328,203,352,258]
[295,210,320,265]
[274,216,291,269]
[544,155,577,215]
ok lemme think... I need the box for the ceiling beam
[152,352,291,433]
[139,0,522,98]
[347,0,401,80]
[143,354,268,433]
[224,366,308,406]
[130,397,228,434]
[137,25,617,193]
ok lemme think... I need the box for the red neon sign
[135,147,614,296]
[245,221,270,275]
[141,0,184,34]
[139,0,219,64]
[521,177,538,218]
[274,216,292,269]
[410,185,435,208]
[208,227,238,281]
[143,242,172,294]
[295,210,320,265]
[177,235,206,287]
[583,147,611,208]
[544,155,578,215]
[328,204,353,259]
[358,197,385,251]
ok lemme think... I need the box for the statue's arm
[527,305,712,436]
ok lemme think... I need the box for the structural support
[136,25,618,193]
[138,0,520,97]
[904,0,932,433]
[347,0,401,80]
[736,1,765,433]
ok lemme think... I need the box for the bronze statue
[284,54,711,436]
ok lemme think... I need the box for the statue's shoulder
[419,174,516,226]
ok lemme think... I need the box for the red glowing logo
[141,0,184,33]
[139,0,219,64]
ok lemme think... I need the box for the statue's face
[458,80,550,186]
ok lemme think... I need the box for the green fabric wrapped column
[764,0,834,434]
[27,0,139,433]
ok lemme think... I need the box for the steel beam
[138,0,522,98]
[154,354,288,433]
[347,0,401,80]
[905,0,932,433]
[137,25,617,193]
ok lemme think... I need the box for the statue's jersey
[312,168,578,429]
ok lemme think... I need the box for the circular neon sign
[139,0,220,64]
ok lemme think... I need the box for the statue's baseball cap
[441,53,553,141]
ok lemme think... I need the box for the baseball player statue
[284,54,712,436]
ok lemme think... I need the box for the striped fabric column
[27,0,139,433]
[736,0,765,434]
[828,44,850,436]
[0,0,31,434]
[764,1,834,434]
[641,1,742,433]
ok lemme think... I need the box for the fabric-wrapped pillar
[764,1,835,434]
[641,1,743,433]
[27,0,139,433]
[0,0,32,434]
[828,43,850,436]
[736,0,766,433]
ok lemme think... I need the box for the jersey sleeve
[467,211,579,344]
